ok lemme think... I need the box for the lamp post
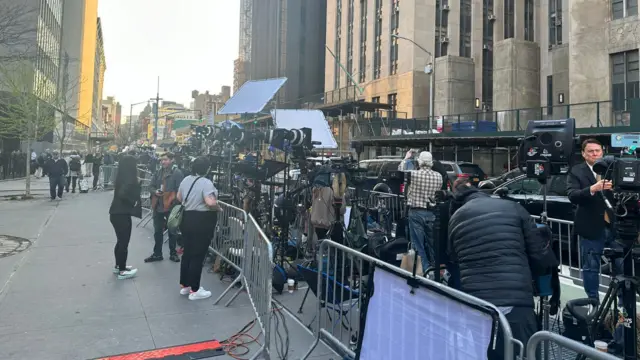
[391,34,435,151]
[129,100,149,143]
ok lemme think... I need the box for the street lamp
[391,34,435,151]
[129,100,148,143]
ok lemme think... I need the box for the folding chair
[297,264,361,332]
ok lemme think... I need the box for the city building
[192,87,231,122]
[234,0,328,107]
[102,96,121,132]
[323,0,636,130]
[92,17,106,132]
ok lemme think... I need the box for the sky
[98,0,240,120]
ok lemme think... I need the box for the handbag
[167,176,202,232]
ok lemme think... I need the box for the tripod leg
[298,287,311,314]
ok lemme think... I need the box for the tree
[0,1,39,63]
[0,60,68,197]
[53,66,88,152]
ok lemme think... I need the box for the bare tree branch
[0,0,38,60]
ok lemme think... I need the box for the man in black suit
[567,138,622,301]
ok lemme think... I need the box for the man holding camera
[145,152,184,263]
[405,151,442,273]
[567,138,623,301]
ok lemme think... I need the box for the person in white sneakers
[108,155,142,279]
[177,156,219,300]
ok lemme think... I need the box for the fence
[526,331,619,360]
[97,164,117,189]
[209,201,248,306]
[137,166,154,228]
[299,239,523,360]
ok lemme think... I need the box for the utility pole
[153,77,161,144]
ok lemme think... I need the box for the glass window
[504,0,515,39]
[334,0,343,89]
[611,50,640,111]
[612,0,624,19]
[547,175,567,196]
[459,0,471,57]
[443,164,454,171]
[366,162,382,176]
[524,0,534,41]
[359,0,367,83]
[459,164,486,177]
[504,177,542,195]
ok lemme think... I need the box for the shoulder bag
[167,176,202,232]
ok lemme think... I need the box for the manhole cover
[0,235,31,258]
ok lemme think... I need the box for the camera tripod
[573,246,639,360]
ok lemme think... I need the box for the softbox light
[271,109,338,149]
[218,78,287,115]
[358,267,495,360]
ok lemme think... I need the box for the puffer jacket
[448,187,555,308]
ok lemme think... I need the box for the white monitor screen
[359,267,495,360]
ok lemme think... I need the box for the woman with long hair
[109,155,142,279]
[177,156,219,300]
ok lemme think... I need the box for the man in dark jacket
[45,151,68,200]
[448,180,557,359]
[145,152,184,263]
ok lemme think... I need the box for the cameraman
[405,151,442,272]
[566,138,622,302]
[448,178,557,359]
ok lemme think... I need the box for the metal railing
[209,201,248,306]
[98,165,117,190]
[300,239,523,360]
[526,331,619,360]
[136,167,153,228]
[530,216,581,282]
[353,100,629,139]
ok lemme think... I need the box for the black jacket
[109,181,142,218]
[46,159,68,178]
[448,187,556,308]
[566,162,612,239]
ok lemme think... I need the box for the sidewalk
[0,176,52,197]
[0,192,334,360]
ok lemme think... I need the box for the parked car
[478,168,523,189]
[440,161,488,187]
[359,156,405,194]
[491,173,578,266]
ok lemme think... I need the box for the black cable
[271,303,290,359]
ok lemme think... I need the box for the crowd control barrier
[210,201,248,306]
[526,331,619,360]
[300,239,522,360]
[136,167,154,228]
[98,165,117,189]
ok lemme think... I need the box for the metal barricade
[99,164,117,189]
[137,167,154,228]
[526,331,619,360]
[210,201,248,306]
[300,239,522,360]
[235,214,274,360]
[530,215,581,282]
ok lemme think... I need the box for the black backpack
[69,158,81,171]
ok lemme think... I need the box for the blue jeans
[580,228,623,301]
[408,209,435,272]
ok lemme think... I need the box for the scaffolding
[239,0,252,63]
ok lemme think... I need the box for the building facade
[192,87,231,121]
[238,0,328,107]
[323,0,638,130]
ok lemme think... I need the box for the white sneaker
[117,268,138,280]
[113,265,133,274]
[188,287,212,300]
[180,287,191,296]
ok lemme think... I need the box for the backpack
[69,158,81,172]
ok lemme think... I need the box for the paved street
[0,191,335,360]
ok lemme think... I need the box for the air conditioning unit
[488,13,496,21]
[441,36,450,43]
[442,4,450,10]
[483,44,492,50]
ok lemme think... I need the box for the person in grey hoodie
[66,151,82,193]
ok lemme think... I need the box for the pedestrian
[92,150,103,189]
[67,151,82,193]
[109,155,142,279]
[145,152,184,263]
[177,156,219,300]
[45,151,67,200]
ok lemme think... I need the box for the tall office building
[324,0,638,129]
[0,0,64,101]
[238,0,327,107]
[60,0,104,131]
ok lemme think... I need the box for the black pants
[92,170,100,188]
[153,211,178,256]
[110,214,132,271]
[488,307,538,360]
[66,176,77,191]
[179,211,217,290]
[49,176,64,199]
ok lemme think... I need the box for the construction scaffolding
[239,0,252,62]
